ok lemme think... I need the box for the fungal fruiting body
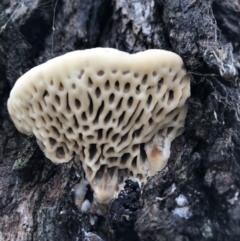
[7,48,190,203]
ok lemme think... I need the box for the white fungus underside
[8,48,190,203]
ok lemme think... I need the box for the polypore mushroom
[7,48,190,203]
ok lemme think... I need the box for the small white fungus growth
[74,178,88,210]
[81,199,91,213]
[90,215,98,226]
[74,179,88,197]
[173,193,191,219]
[175,194,188,206]
[228,192,239,205]
[83,231,105,241]
[172,207,191,219]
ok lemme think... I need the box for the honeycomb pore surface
[7,48,190,203]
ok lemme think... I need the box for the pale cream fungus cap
[7,48,190,204]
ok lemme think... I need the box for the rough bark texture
[0,0,240,240]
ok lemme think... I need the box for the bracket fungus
[7,48,190,204]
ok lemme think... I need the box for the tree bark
[0,0,240,240]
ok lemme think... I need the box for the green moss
[202,220,213,238]
[13,158,24,170]
[12,138,35,171]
